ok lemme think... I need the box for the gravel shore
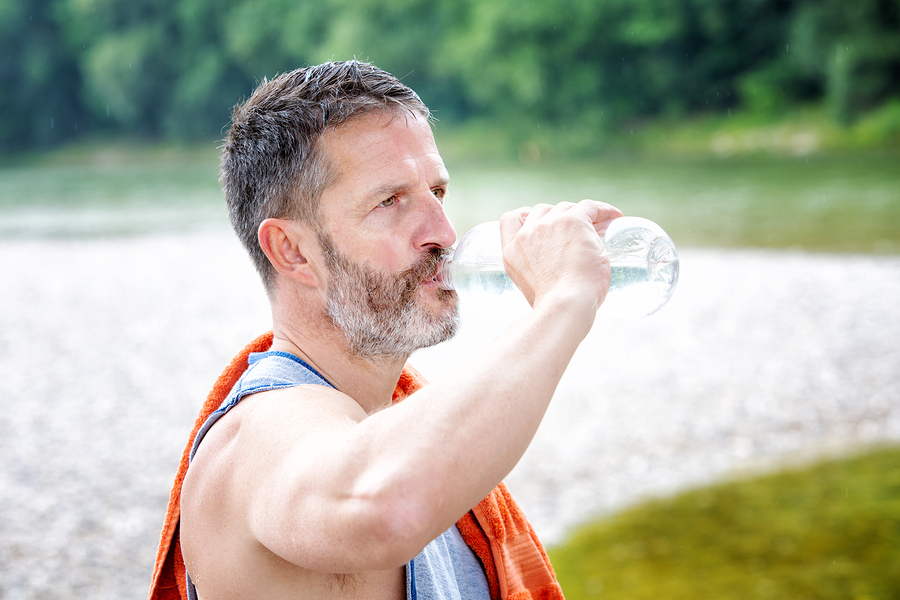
[1,231,898,599]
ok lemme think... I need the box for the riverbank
[1,232,898,599]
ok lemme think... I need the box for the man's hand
[499,200,623,314]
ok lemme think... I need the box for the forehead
[317,111,447,203]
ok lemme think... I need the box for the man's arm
[183,200,620,575]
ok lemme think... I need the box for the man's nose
[417,193,457,250]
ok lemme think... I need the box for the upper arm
[181,384,420,574]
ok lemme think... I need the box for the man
[167,60,621,599]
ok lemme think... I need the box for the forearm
[410,291,594,487]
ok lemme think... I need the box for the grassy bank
[0,141,226,238]
[549,445,900,600]
[434,102,900,163]
[0,140,222,208]
[441,152,900,254]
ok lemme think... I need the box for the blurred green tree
[786,0,900,123]
[0,0,898,152]
[0,0,86,151]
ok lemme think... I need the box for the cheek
[332,213,423,272]
[360,238,416,273]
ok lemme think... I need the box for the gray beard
[318,232,459,361]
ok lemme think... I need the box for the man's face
[314,111,459,359]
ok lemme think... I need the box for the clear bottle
[435,216,680,319]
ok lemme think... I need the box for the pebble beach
[1,230,898,599]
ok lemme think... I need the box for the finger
[499,207,531,244]
[574,200,623,235]
[500,203,557,243]
[521,203,555,224]
[539,201,580,220]
[577,199,623,222]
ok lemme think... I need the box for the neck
[269,317,408,415]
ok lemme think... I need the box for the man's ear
[258,218,322,288]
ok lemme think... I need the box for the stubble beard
[318,231,460,361]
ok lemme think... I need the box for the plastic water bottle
[435,217,679,319]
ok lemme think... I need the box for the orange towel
[149,332,564,600]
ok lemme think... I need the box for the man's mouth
[406,247,448,289]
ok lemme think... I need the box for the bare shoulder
[182,382,364,516]
[231,383,369,448]
[186,383,365,489]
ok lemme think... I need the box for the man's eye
[432,188,445,201]
[379,196,397,208]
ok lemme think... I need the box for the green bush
[853,100,900,147]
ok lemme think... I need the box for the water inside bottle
[604,236,679,318]
[452,262,518,295]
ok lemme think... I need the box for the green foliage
[0,0,899,152]
[0,0,86,151]
[549,446,900,600]
[853,99,900,146]
[787,0,900,123]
